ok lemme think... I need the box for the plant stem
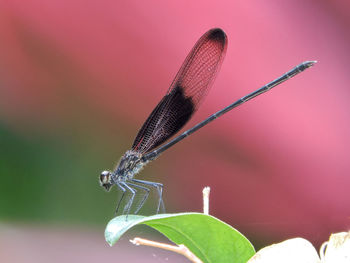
[203,186,210,215]
[130,237,203,263]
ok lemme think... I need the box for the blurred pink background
[0,0,349,262]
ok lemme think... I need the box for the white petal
[321,231,350,263]
[248,238,320,263]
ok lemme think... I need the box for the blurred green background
[0,122,107,224]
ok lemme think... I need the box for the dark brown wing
[132,28,227,154]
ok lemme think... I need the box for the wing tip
[207,28,227,44]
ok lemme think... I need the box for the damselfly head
[100,170,113,191]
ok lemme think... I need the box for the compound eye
[100,171,111,184]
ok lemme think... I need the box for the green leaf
[105,213,255,263]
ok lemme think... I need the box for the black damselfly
[99,28,316,216]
